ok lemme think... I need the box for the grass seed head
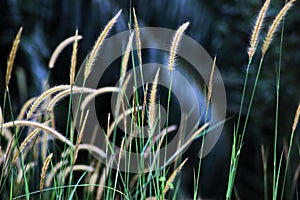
[168,22,189,72]
[6,27,22,89]
[70,29,79,86]
[40,153,53,193]
[148,69,160,133]
[133,7,142,67]
[292,103,300,134]
[120,33,134,79]
[85,10,122,80]
[49,34,83,69]
[206,56,216,112]
[248,0,270,59]
[164,158,188,194]
[262,0,296,56]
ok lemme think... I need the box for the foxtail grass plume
[27,85,74,118]
[70,29,79,86]
[168,22,189,72]
[262,0,296,56]
[46,86,98,111]
[248,0,270,59]
[28,85,95,118]
[206,56,216,112]
[85,10,122,80]
[133,7,142,67]
[148,69,160,133]
[120,33,134,79]
[164,158,188,194]
[40,153,53,193]
[6,27,22,89]
[1,120,74,147]
[80,87,120,111]
[49,34,83,69]
[292,103,300,134]
[47,89,77,111]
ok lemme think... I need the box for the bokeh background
[0,0,299,199]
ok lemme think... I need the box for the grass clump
[0,2,299,199]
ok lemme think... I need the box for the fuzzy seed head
[85,10,122,80]
[6,27,22,89]
[248,0,270,59]
[292,103,300,134]
[49,35,83,69]
[262,0,296,56]
[168,22,189,72]
[40,153,53,193]
[70,29,79,86]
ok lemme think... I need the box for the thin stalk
[194,59,214,199]
[275,151,284,199]
[280,107,299,199]
[226,56,265,199]
[236,58,253,136]
[241,56,264,145]
[4,89,30,198]
[66,87,74,196]
[273,15,286,200]
[10,170,13,200]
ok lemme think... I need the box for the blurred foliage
[0,0,299,199]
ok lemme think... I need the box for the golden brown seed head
[40,153,53,192]
[248,0,270,59]
[168,22,189,72]
[70,29,79,86]
[133,7,142,67]
[85,10,122,80]
[292,103,300,134]
[262,0,296,56]
[6,27,23,89]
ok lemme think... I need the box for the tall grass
[0,1,299,199]
[226,0,297,199]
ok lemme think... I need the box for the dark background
[0,0,299,199]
